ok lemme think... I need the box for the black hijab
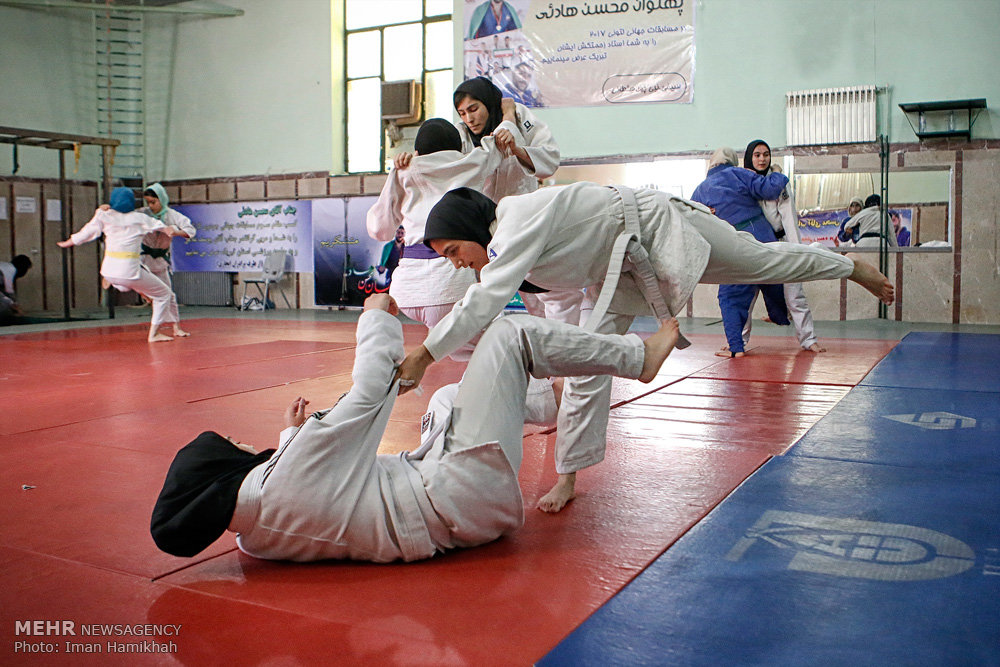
[864,194,881,209]
[414,118,462,155]
[743,139,771,176]
[453,77,504,147]
[424,187,497,250]
[150,431,275,557]
[424,188,547,293]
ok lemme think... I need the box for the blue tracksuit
[692,165,791,354]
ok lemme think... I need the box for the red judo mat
[0,318,896,665]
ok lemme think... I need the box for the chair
[240,250,292,310]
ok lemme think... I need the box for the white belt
[585,185,690,349]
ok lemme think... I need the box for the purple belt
[403,243,440,260]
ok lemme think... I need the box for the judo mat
[1,317,898,665]
[540,332,1000,665]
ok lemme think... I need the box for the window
[343,0,452,173]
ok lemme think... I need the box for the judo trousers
[719,283,789,353]
[717,214,789,355]
[553,204,854,474]
[744,281,818,350]
[109,265,181,327]
[447,315,645,473]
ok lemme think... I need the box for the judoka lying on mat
[394,183,895,513]
[150,293,679,563]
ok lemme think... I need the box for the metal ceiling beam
[0,0,243,17]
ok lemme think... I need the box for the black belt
[859,232,883,240]
[141,244,170,260]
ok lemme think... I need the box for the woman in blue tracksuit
[691,147,791,357]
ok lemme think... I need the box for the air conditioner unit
[381,79,422,126]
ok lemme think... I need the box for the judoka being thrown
[396,183,895,513]
[150,294,679,563]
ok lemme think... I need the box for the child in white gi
[57,187,189,342]
[150,294,680,562]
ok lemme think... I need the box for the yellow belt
[105,251,140,259]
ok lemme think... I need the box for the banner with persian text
[172,201,313,272]
[462,0,694,108]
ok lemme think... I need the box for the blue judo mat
[861,331,1000,392]
[540,332,1000,666]
[789,385,1000,476]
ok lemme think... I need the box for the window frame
[343,2,452,174]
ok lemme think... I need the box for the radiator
[786,86,877,146]
[171,271,234,306]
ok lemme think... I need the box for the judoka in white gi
[57,187,190,342]
[397,183,895,512]
[138,183,197,338]
[741,139,824,353]
[149,294,679,562]
[452,76,585,327]
[367,116,521,346]
[843,194,897,248]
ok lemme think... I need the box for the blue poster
[313,197,388,307]
[172,200,313,272]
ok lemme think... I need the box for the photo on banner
[797,207,913,248]
[313,197,388,307]
[462,0,694,108]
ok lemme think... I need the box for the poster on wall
[172,201,313,272]
[313,197,393,307]
[797,207,913,247]
[797,210,844,247]
[462,0,694,108]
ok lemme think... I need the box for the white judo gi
[422,182,855,474]
[140,207,196,287]
[457,101,585,326]
[69,209,183,327]
[367,125,519,332]
[844,206,897,248]
[229,309,646,563]
[743,170,820,350]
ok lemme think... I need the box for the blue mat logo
[882,411,976,430]
[726,510,975,581]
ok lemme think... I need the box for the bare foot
[148,333,173,343]
[537,473,576,513]
[639,318,680,382]
[805,343,826,353]
[173,327,191,337]
[715,348,731,357]
[847,254,894,305]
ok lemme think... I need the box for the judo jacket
[70,209,168,281]
[422,182,712,362]
[230,310,523,563]
[457,101,559,200]
[366,126,521,307]
[691,164,789,227]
